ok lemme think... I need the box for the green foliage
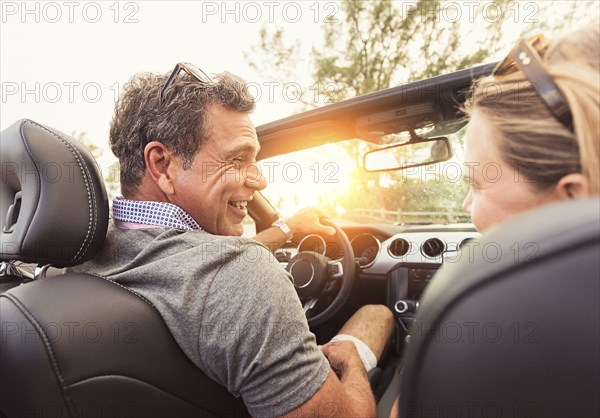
[248,0,517,105]
[314,0,503,98]
[247,0,598,220]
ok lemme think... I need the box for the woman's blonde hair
[464,23,600,194]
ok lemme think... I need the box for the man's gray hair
[109,71,256,196]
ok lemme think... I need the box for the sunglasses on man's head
[159,62,213,105]
[493,34,573,132]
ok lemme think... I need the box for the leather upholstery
[1,273,249,417]
[0,119,250,417]
[400,198,600,418]
[1,119,108,267]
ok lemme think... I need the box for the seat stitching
[68,374,228,413]
[30,120,98,262]
[23,120,96,263]
[2,293,76,416]
[86,272,155,308]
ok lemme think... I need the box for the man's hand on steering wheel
[287,208,336,237]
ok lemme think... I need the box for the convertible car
[1,63,598,417]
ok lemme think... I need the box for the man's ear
[555,173,592,200]
[144,141,177,196]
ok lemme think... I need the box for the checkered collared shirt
[112,197,202,231]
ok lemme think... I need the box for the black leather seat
[399,198,600,418]
[0,119,250,417]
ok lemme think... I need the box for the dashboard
[347,223,480,353]
[276,222,480,298]
[361,227,480,275]
[275,221,480,353]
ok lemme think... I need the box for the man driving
[71,63,393,417]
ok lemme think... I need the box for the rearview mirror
[363,137,451,172]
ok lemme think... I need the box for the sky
[1,0,326,166]
[2,0,598,215]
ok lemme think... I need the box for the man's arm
[253,207,336,251]
[252,224,292,252]
[281,341,376,418]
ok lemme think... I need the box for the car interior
[1,62,598,418]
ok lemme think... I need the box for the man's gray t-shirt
[71,222,330,417]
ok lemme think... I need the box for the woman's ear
[144,141,176,196]
[555,173,592,200]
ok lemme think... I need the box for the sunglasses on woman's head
[493,34,573,132]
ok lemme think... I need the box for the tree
[247,0,599,218]
[247,1,517,104]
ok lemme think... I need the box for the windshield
[258,126,470,225]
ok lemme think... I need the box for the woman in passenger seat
[391,22,599,418]
[461,23,599,232]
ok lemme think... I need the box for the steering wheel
[285,220,355,327]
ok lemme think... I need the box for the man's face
[462,111,558,232]
[170,104,267,236]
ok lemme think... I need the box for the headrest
[400,198,600,417]
[1,119,109,267]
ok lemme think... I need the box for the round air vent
[388,238,410,257]
[421,238,446,258]
[459,237,477,248]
